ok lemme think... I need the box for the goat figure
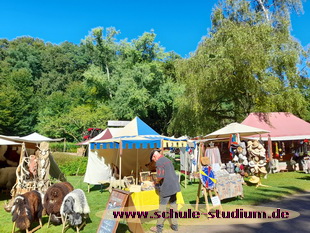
[44,182,74,225]
[11,190,43,232]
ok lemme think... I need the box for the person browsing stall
[150,149,180,233]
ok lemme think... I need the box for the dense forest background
[0,0,309,142]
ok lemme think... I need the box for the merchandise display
[213,170,244,200]
[141,181,155,191]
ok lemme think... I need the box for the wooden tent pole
[184,148,187,189]
[12,143,26,197]
[119,141,123,186]
[195,142,204,210]
[136,149,139,185]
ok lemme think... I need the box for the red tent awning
[242,112,310,141]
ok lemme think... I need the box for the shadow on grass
[245,186,308,205]
[277,186,308,194]
[188,184,309,206]
[0,192,11,201]
[35,213,93,232]
[117,223,130,233]
[296,176,310,181]
[89,184,110,193]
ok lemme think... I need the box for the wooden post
[63,138,66,152]
[184,149,187,189]
[11,222,16,233]
[119,141,123,188]
[12,143,26,197]
[62,214,67,233]
[203,187,210,213]
[195,181,202,211]
[136,149,139,185]
[47,213,51,228]
[161,139,164,152]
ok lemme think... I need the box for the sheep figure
[60,189,90,231]
[11,190,43,232]
[44,182,74,225]
[0,167,17,191]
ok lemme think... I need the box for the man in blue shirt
[150,149,180,233]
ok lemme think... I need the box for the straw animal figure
[60,189,90,232]
[28,155,38,178]
[0,166,17,191]
[111,163,120,179]
[44,182,74,225]
[11,190,44,233]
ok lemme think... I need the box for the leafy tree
[6,37,44,80]
[83,27,120,81]
[2,68,36,135]
[169,0,309,136]
[37,104,114,142]
[82,28,181,134]
[37,41,90,96]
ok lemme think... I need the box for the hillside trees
[0,37,44,135]
[168,0,309,137]
[0,28,181,140]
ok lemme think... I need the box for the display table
[128,190,184,211]
[214,170,243,200]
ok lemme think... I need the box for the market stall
[88,117,186,181]
[0,134,65,212]
[242,112,310,172]
[197,122,270,200]
[87,117,186,214]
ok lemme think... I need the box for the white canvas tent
[204,122,270,139]
[20,132,62,143]
[0,132,62,144]
[0,138,21,146]
[83,128,122,185]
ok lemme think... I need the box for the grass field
[0,171,309,233]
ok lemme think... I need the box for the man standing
[150,149,180,233]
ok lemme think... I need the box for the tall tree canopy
[168,0,309,136]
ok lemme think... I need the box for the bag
[200,157,210,166]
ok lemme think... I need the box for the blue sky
[1,1,309,57]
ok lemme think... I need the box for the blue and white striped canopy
[90,117,187,150]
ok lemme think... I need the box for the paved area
[164,191,310,233]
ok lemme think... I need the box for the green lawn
[0,172,309,233]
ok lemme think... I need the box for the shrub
[59,157,88,176]
[52,152,88,176]
[49,142,80,153]
[166,155,180,171]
